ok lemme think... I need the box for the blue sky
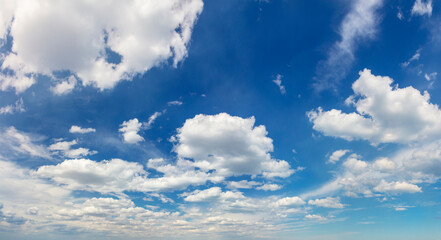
[1,0,441,239]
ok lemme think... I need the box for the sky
[0,0,441,239]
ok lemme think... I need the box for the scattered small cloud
[0,98,25,115]
[272,74,286,95]
[167,100,183,106]
[119,118,144,144]
[69,125,96,134]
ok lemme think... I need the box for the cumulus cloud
[227,180,260,189]
[328,149,350,164]
[183,187,244,202]
[273,196,305,208]
[48,139,97,158]
[314,0,383,91]
[256,183,282,191]
[272,74,286,94]
[0,0,203,93]
[69,125,96,134]
[34,158,222,194]
[167,100,183,106]
[308,69,441,145]
[411,0,433,17]
[172,113,295,178]
[50,75,77,95]
[373,180,422,194]
[308,197,345,208]
[0,98,24,115]
[119,118,144,144]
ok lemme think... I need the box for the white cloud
[373,180,422,194]
[273,196,305,207]
[305,214,327,221]
[227,180,260,189]
[183,187,244,202]
[0,98,24,115]
[69,125,96,134]
[314,0,383,90]
[411,0,433,17]
[34,158,222,194]
[119,118,144,144]
[173,113,295,178]
[272,74,286,94]
[0,126,50,158]
[34,158,148,194]
[144,110,165,129]
[373,158,396,171]
[0,0,203,93]
[328,149,350,164]
[256,183,282,191]
[167,100,183,106]
[425,72,437,81]
[308,69,441,145]
[50,75,76,95]
[48,139,97,158]
[308,197,345,208]
[401,49,421,68]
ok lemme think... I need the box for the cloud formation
[314,0,383,91]
[172,113,295,178]
[309,69,441,145]
[0,0,203,93]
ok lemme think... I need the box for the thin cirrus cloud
[0,0,203,93]
[314,0,383,91]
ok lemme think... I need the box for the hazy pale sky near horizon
[1,0,441,239]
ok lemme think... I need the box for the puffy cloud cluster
[119,118,144,144]
[309,69,441,145]
[0,98,24,115]
[0,0,203,93]
[173,113,294,178]
[48,139,97,158]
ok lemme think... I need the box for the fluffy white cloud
[0,0,203,93]
[173,113,295,178]
[48,139,97,158]
[328,149,350,164]
[50,75,77,95]
[183,187,244,202]
[34,158,222,194]
[309,69,441,145]
[69,125,96,134]
[119,118,144,144]
[273,196,305,207]
[373,180,422,194]
[314,0,383,90]
[0,98,24,115]
[256,183,282,191]
[308,197,345,208]
[411,0,433,17]
[0,126,50,158]
[226,180,260,189]
[272,74,286,95]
